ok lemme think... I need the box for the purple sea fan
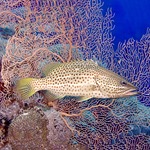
[114,28,150,106]
[45,108,72,149]
[44,107,86,150]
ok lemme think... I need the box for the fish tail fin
[16,78,36,99]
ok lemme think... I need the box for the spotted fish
[16,60,138,102]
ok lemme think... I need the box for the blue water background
[103,0,150,50]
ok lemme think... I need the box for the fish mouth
[124,89,140,96]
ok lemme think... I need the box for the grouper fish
[16,60,138,102]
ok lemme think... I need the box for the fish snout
[123,87,140,96]
[122,81,140,96]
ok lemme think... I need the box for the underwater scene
[0,0,150,150]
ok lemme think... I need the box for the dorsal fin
[68,59,98,68]
[42,62,62,76]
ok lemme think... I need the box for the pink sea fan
[114,28,150,106]
[1,0,114,90]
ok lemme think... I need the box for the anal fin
[77,96,91,102]
[44,91,65,101]
[44,91,58,101]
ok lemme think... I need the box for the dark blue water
[103,0,150,50]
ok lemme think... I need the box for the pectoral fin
[94,75,109,97]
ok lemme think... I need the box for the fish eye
[121,81,127,86]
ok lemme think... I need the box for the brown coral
[8,107,49,150]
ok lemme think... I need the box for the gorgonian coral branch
[114,28,150,106]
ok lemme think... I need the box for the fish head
[109,78,138,98]
[96,72,139,98]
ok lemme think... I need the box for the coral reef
[0,81,20,121]
[0,0,150,150]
